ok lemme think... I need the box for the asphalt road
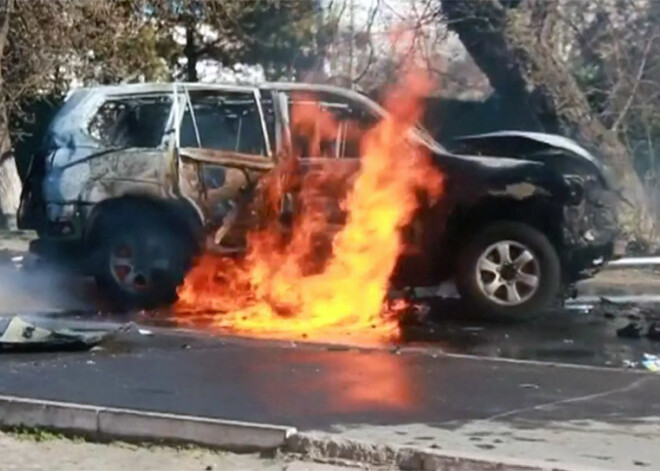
[401,297,660,369]
[0,326,658,432]
[1,250,660,427]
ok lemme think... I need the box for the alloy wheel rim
[109,242,151,292]
[475,240,540,306]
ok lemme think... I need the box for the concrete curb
[0,394,296,452]
[0,394,597,470]
[286,433,594,471]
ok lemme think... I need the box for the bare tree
[0,0,19,228]
[315,1,445,88]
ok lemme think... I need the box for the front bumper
[19,187,86,240]
[561,181,620,279]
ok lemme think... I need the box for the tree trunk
[442,0,652,234]
[0,0,21,229]
[184,21,198,82]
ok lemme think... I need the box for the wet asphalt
[2,247,659,370]
[3,264,660,370]
[400,298,660,369]
[17,292,660,370]
[1,324,659,431]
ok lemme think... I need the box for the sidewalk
[0,429,361,471]
[579,268,660,296]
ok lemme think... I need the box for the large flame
[175,73,444,344]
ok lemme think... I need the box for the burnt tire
[90,208,194,310]
[455,221,561,319]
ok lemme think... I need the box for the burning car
[18,82,621,317]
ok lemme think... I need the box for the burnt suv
[18,82,621,316]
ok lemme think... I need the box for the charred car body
[18,82,621,316]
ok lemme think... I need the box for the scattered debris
[519,383,540,389]
[565,303,593,314]
[397,301,432,326]
[647,322,660,341]
[588,297,620,319]
[462,326,484,333]
[137,328,153,336]
[642,354,660,372]
[617,322,643,339]
[622,360,638,369]
[0,316,116,352]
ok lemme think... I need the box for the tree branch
[0,0,13,61]
[611,34,657,131]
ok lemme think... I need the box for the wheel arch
[84,194,204,251]
[441,196,565,268]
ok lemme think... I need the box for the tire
[455,221,561,319]
[89,207,194,310]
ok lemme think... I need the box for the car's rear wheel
[456,221,561,318]
[90,209,194,310]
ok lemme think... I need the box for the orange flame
[175,72,444,344]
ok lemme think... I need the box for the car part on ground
[0,315,115,352]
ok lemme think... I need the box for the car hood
[454,131,614,189]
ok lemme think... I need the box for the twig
[611,34,657,131]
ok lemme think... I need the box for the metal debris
[647,322,660,341]
[642,354,660,372]
[0,316,115,352]
[616,322,643,339]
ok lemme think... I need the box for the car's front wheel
[455,221,561,318]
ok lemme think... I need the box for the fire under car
[18,82,622,317]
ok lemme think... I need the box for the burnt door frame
[173,85,274,230]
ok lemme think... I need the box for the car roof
[75,80,366,94]
[72,82,255,95]
[68,81,387,115]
